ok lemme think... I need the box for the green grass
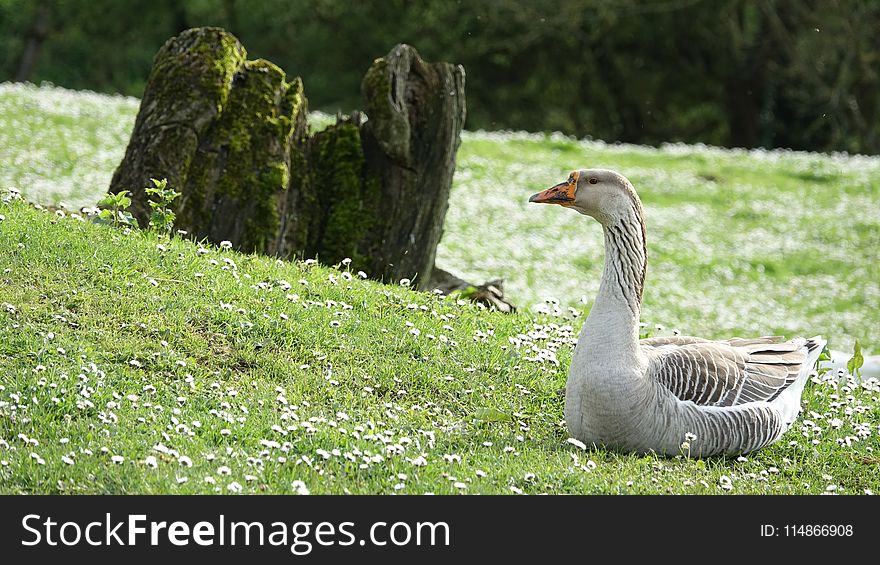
[1,83,879,494]
[446,134,880,354]
[2,199,878,495]
[2,83,878,353]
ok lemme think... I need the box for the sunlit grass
[2,82,876,352]
[0,82,878,494]
[445,133,879,353]
[0,83,137,210]
[1,198,877,495]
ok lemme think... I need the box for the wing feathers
[726,336,785,347]
[738,342,799,353]
[644,336,815,408]
[640,336,712,347]
[748,351,806,364]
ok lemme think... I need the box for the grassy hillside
[1,198,878,494]
[1,83,877,355]
[0,83,878,494]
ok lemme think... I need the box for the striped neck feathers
[598,196,647,317]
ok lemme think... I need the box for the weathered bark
[277,44,467,286]
[109,28,248,224]
[179,61,304,254]
[359,44,466,287]
[111,28,514,310]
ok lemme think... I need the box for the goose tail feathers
[774,336,827,426]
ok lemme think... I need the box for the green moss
[308,120,382,269]
[362,56,411,163]
[148,28,246,123]
[215,59,290,164]
[181,28,248,111]
[134,28,247,229]
[194,58,299,253]
[273,78,305,142]
[264,161,290,189]
[362,58,392,121]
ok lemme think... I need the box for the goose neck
[581,210,647,355]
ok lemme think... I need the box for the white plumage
[530,169,825,456]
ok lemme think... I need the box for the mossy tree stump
[110,27,304,254]
[277,44,466,286]
[111,28,512,309]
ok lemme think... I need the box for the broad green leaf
[847,339,864,378]
[472,407,513,423]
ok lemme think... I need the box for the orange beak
[529,173,577,205]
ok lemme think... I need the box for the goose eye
[589,178,598,184]
[568,174,575,184]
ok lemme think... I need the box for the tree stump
[360,44,466,287]
[109,28,248,225]
[109,28,305,254]
[276,44,467,286]
[110,28,514,310]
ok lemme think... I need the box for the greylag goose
[530,169,825,456]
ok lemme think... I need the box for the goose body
[530,169,825,456]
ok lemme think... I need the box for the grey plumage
[640,335,825,455]
[532,168,826,457]
[645,336,811,408]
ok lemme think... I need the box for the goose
[529,169,825,456]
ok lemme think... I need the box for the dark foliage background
[2,0,877,154]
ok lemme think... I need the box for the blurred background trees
[1,0,877,154]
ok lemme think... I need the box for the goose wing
[641,336,808,407]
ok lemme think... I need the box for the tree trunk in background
[725,75,762,149]
[111,28,513,310]
[15,2,51,82]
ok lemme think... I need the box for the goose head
[529,169,637,225]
